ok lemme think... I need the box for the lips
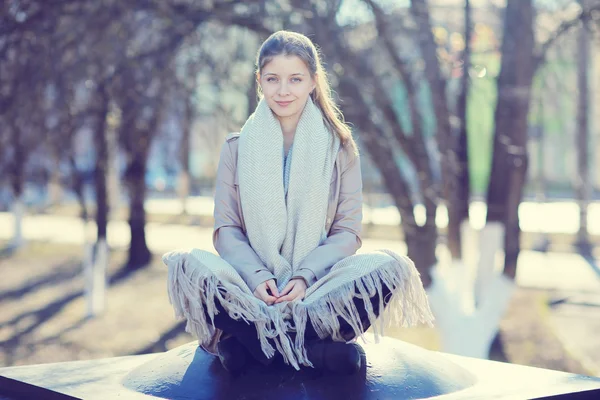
[275,100,293,107]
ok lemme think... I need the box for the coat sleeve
[213,139,276,293]
[292,148,363,286]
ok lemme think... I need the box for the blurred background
[1,0,600,377]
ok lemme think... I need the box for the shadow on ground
[0,250,152,365]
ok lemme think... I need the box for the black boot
[305,340,362,375]
[217,336,249,374]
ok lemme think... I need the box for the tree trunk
[47,154,63,207]
[337,76,435,286]
[69,154,88,221]
[311,11,438,285]
[125,151,152,269]
[575,5,591,253]
[410,0,458,258]
[405,224,437,287]
[485,0,535,279]
[106,112,121,219]
[179,98,192,215]
[448,0,472,260]
[93,85,110,244]
[87,84,111,316]
[9,121,26,247]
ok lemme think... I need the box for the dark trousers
[210,283,393,365]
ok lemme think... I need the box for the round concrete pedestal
[123,335,477,400]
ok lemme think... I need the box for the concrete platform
[1,336,600,399]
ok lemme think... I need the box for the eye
[266,77,278,82]
[291,77,302,83]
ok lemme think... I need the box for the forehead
[261,55,310,75]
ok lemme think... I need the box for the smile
[275,100,293,107]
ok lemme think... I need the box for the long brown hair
[256,30,358,156]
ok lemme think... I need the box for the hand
[274,278,307,304]
[253,279,280,305]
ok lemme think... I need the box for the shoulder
[225,132,240,142]
[223,132,240,157]
[337,142,360,171]
[220,133,240,167]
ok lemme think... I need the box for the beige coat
[212,132,363,292]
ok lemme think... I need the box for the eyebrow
[263,72,305,77]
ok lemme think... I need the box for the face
[258,54,316,122]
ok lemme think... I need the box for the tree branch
[534,3,600,70]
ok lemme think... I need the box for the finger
[275,287,301,303]
[266,280,280,297]
[259,285,278,305]
[254,286,270,303]
[279,281,295,297]
[264,295,277,305]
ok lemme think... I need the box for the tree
[574,0,592,254]
[485,0,536,280]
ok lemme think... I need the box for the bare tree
[452,0,473,260]
[485,0,536,279]
[575,0,592,253]
[409,0,463,259]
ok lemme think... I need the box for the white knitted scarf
[163,98,434,370]
[237,97,337,289]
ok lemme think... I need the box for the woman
[164,31,433,375]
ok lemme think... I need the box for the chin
[271,108,298,118]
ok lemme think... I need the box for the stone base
[1,335,600,399]
[123,336,476,399]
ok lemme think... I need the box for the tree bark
[93,84,110,243]
[179,96,193,215]
[575,4,591,252]
[410,0,458,258]
[124,149,152,268]
[308,8,438,285]
[8,119,26,246]
[364,0,438,239]
[338,76,435,286]
[69,153,88,221]
[449,0,472,260]
[47,152,63,207]
[8,121,25,206]
[85,83,111,317]
[485,0,535,279]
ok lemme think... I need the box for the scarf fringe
[291,252,434,366]
[166,250,433,370]
[166,253,304,369]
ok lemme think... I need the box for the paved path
[145,197,600,234]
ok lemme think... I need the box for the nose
[278,81,290,96]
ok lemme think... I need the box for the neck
[278,114,300,138]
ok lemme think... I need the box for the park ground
[0,201,599,377]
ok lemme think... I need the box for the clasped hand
[253,278,307,306]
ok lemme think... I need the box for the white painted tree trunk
[427,221,515,359]
[575,8,591,250]
[84,233,108,317]
[177,170,190,215]
[10,198,25,247]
